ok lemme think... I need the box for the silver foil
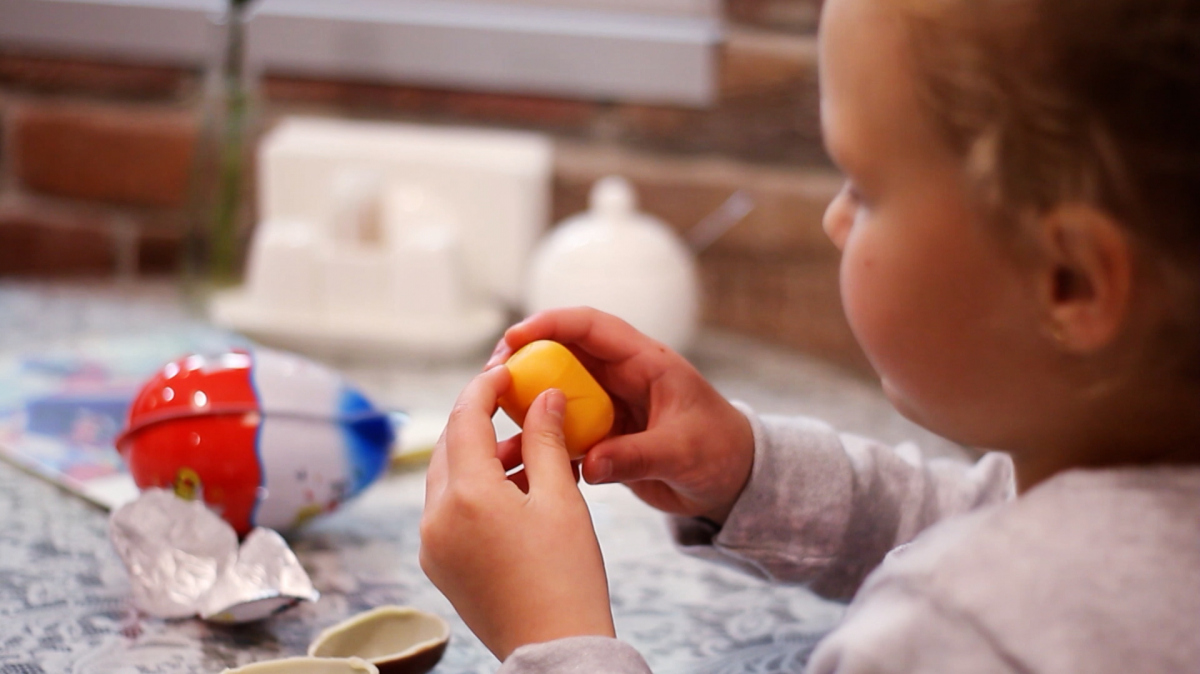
[109,489,319,623]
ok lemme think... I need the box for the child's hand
[486,308,755,525]
[419,366,615,661]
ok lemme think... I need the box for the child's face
[818,0,1051,447]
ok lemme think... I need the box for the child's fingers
[444,366,511,479]
[496,433,524,472]
[500,308,648,366]
[485,337,515,372]
[520,389,577,493]
[506,466,530,494]
[424,429,450,505]
[581,430,678,485]
[506,455,582,494]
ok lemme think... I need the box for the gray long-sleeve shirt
[498,409,1200,673]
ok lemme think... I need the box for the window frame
[0,0,723,105]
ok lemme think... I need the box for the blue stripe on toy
[338,387,393,496]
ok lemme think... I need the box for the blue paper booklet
[0,328,246,510]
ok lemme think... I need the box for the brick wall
[0,0,866,373]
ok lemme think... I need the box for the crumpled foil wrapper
[109,489,319,623]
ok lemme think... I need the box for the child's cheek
[838,234,885,355]
[837,234,919,397]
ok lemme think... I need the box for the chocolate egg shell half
[222,656,378,674]
[308,606,450,674]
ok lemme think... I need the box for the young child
[418,0,1200,670]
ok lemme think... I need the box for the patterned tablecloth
[0,283,963,674]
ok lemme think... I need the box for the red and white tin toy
[116,348,397,536]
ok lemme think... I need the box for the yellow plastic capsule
[499,340,615,459]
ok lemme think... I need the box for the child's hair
[901,0,1200,369]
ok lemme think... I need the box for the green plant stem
[209,0,248,286]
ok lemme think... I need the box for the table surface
[0,282,963,674]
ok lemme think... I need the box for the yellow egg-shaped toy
[499,340,614,459]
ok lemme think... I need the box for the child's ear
[1035,204,1133,353]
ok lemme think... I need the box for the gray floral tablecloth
[0,456,849,674]
[0,282,962,673]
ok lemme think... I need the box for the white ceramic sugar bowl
[525,176,699,352]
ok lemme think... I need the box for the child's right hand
[487,307,755,525]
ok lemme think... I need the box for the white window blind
[0,0,723,105]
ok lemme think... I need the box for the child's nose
[822,185,854,251]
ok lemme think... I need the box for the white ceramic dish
[210,289,505,362]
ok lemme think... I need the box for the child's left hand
[419,366,616,661]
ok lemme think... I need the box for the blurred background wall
[0,0,866,372]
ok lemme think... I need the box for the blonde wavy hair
[902,0,1200,367]
[904,0,1198,241]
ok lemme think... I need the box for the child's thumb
[520,389,576,491]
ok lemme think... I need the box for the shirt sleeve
[672,404,1016,599]
[497,636,652,674]
[804,580,1018,674]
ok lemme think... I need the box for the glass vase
[182,0,258,309]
